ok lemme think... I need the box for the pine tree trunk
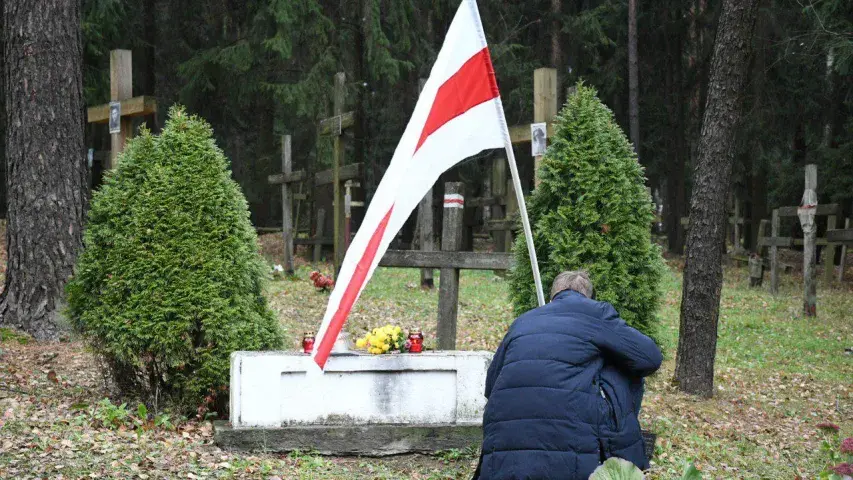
[1,0,87,340]
[674,0,759,397]
[141,0,159,131]
[628,0,640,156]
[551,0,562,71]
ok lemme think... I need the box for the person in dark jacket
[473,271,662,480]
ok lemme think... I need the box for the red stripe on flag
[444,199,464,206]
[314,207,395,369]
[415,47,500,153]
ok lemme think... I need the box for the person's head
[550,270,593,300]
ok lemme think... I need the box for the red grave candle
[302,332,315,354]
[408,330,424,353]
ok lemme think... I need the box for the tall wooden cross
[318,73,356,274]
[483,68,558,252]
[799,164,818,317]
[508,68,559,188]
[86,50,157,169]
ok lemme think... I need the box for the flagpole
[494,98,546,307]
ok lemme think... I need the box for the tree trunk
[628,0,640,156]
[551,0,562,70]
[141,0,159,131]
[1,0,87,340]
[674,0,759,398]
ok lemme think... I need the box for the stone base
[213,421,482,456]
[214,422,657,459]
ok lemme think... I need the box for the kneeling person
[474,271,662,479]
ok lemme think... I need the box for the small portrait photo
[531,122,547,156]
[109,102,121,134]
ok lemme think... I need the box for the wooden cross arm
[318,111,356,136]
[87,96,157,123]
[777,204,841,217]
[509,122,555,144]
[268,170,306,185]
[315,163,364,186]
[758,237,793,248]
[380,250,514,270]
[468,196,506,208]
[486,219,517,232]
[827,229,853,244]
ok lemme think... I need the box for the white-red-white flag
[312,0,522,369]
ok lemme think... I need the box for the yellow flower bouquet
[355,325,410,355]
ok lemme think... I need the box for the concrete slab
[229,351,492,429]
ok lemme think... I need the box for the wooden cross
[86,50,157,169]
[799,164,818,316]
[318,73,356,274]
[507,68,559,188]
[381,183,515,350]
[278,135,297,275]
[480,68,558,253]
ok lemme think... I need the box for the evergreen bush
[67,107,282,411]
[510,84,664,337]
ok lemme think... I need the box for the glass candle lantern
[408,330,424,353]
[302,332,315,354]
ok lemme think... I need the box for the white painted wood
[230,351,492,429]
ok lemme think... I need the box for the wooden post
[314,208,326,264]
[505,179,518,249]
[110,50,133,169]
[332,73,347,275]
[733,197,742,251]
[415,79,435,289]
[770,209,780,295]
[756,219,769,257]
[748,254,763,287]
[438,183,464,350]
[801,164,818,317]
[825,212,838,283]
[280,135,295,275]
[491,156,508,252]
[534,68,558,187]
[840,217,850,282]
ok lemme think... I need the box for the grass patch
[1,261,850,478]
[0,327,30,345]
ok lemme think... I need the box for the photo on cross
[531,122,547,156]
[109,101,121,134]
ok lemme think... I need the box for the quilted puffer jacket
[474,290,662,480]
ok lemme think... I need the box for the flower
[818,422,841,432]
[355,338,367,349]
[841,437,853,455]
[830,463,853,477]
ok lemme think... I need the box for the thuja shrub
[510,83,664,337]
[67,107,282,411]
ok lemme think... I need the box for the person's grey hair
[550,271,593,300]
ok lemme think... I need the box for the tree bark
[141,0,159,131]
[1,0,87,340]
[674,0,759,397]
[628,0,640,156]
[551,0,562,70]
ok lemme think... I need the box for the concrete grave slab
[218,351,492,455]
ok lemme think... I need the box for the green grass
[0,327,30,345]
[1,262,850,479]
